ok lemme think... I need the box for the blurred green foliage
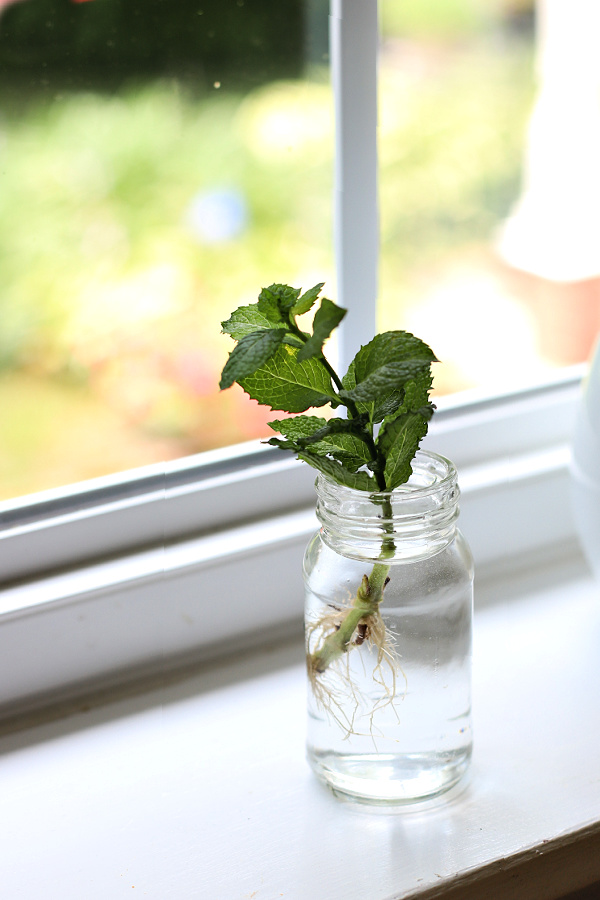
[378,46,534,286]
[382,0,534,40]
[383,0,488,40]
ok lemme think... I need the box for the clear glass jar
[303,450,473,804]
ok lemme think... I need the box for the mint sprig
[220,282,437,492]
[220,282,439,689]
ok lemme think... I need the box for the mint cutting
[220,282,437,492]
[220,282,438,727]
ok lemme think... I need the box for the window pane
[4,0,597,504]
[0,0,333,500]
[378,0,600,397]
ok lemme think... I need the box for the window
[0,0,334,499]
[2,0,595,503]
[0,0,588,717]
[378,0,599,395]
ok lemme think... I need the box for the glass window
[0,0,334,500]
[1,0,596,504]
[378,0,599,395]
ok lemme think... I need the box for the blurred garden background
[0,0,544,499]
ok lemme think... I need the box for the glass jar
[303,450,473,804]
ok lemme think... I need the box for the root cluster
[306,603,405,740]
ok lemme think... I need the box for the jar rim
[314,449,460,561]
[314,449,457,499]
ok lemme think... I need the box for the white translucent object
[571,339,600,580]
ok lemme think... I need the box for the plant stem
[309,562,392,673]
[290,313,398,676]
[288,316,394,495]
[291,327,345,395]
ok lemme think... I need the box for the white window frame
[0,369,583,717]
[0,1,589,719]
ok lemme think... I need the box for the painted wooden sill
[0,550,598,899]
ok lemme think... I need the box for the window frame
[0,368,584,718]
[0,366,583,584]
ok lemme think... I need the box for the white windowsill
[1,548,599,899]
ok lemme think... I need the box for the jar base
[307,746,472,805]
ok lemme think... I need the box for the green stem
[287,319,357,415]
[365,434,387,491]
[308,463,397,675]
[288,314,397,675]
[309,556,393,675]
[288,317,391,494]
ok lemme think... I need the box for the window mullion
[331,0,379,372]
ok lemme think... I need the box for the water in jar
[305,536,473,804]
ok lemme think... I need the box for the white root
[306,603,406,740]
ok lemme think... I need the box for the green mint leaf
[268,414,367,446]
[403,370,433,409]
[219,328,288,390]
[368,390,406,423]
[258,283,302,321]
[221,288,438,495]
[297,298,347,362]
[401,374,435,417]
[282,334,306,350]
[341,331,436,424]
[256,286,286,325]
[341,366,403,423]
[268,415,328,440]
[377,410,432,490]
[266,436,302,452]
[221,304,276,340]
[340,359,432,406]
[309,432,374,472]
[268,415,374,472]
[291,282,325,317]
[266,434,369,474]
[274,283,303,312]
[378,370,434,429]
[239,343,336,412]
[351,331,437,384]
[297,451,378,491]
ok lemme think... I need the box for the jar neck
[315,450,460,562]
